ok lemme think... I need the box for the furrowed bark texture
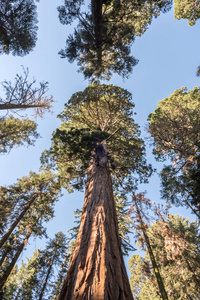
[59,145,133,300]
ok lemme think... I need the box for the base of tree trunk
[59,161,133,300]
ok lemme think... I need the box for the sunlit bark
[59,144,133,300]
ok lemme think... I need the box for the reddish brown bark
[59,145,133,300]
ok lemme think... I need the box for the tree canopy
[148,87,200,217]
[0,116,39,154]
[0,0,38,56]
[0,68,53,154]
[58,0,172,80]
[43,83,152,192]
[129,214,200,299]
[174,0,200,25]
[0,68,53,115]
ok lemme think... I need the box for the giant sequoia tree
[58,0,172,80]
[44,84,152,299]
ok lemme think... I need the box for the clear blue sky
[0,1,199,263]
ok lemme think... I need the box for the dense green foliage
[58,0,172,80]
[2,232,70,299]
[0,171,61,241]
[0,68,52,154]
[0,171,61,292]
[148,87,200,217]
[0,0,38,56]
[43,83,152,192]
[1,0,200,297]
[130,193,168,299]
[0,116,39,154]
[174,0,200,25]
[129,214,200,299]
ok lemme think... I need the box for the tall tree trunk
[0,227,32,292]
[91,0,103,64]
[0,194,37,249]
[133,196,168,300]
[59,144,133,300]
[39,251,57,300]
[0,241,14,268]
[0,103,46,110]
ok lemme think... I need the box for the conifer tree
[129,193,168,300]
[58,0,172,80]
[0,68,52,114]
[2,233,69,300]
[0,171,61,249]
[0,116,39,154]
[148,87,200,218]
[6,250,42,300]
[0,68,53,154]
[0,173,61,292]
[174,0,200,26]
[44,83,152,299]
[50,241,74,299]
[0,0,38,56]
[0,224,33,292]
[129,214,200,299]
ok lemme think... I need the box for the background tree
[129,254,160,299]
[173,0,200,75]
[1,232,69,300]
[43,83,152,299]
[0,0,38,56]
[0,219,40,293]
[0,68,53,154]
[0,68,52,114]
[31,232,68,300]
[0,171,61,249]
[129,214,200,299]
[58,0,172,80]
[0,116,39,154]
[129,193,168,300]
[174,0,200,26]
[50,241,74,300]
[148,87,200,218]
[0,172,61,293]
